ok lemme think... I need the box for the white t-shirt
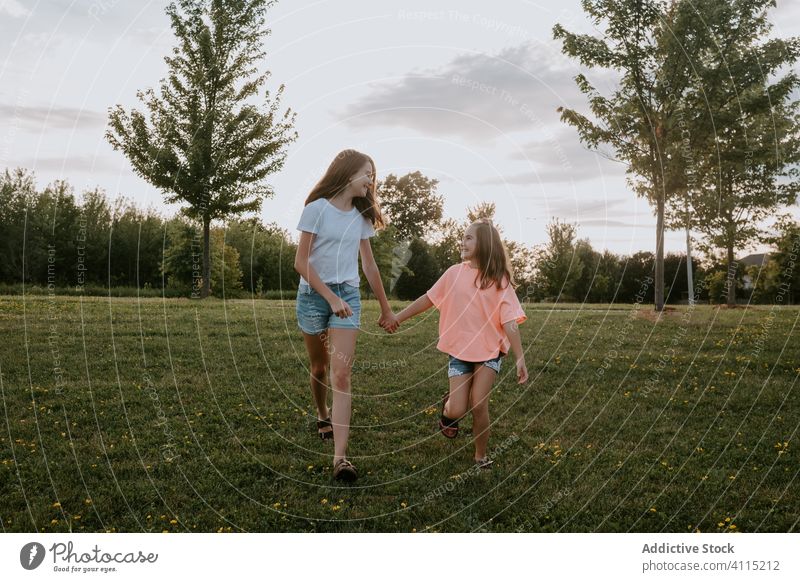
[296,198,376,287]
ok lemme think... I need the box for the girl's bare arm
[396,294,434,324]
[503,320,529,383]
[502,320,525,362]
[359,238,392,314]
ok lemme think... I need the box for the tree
[764,217,800,305]
[377,171,443,240]
[617,251,655,303]
[592,249,622,303]
[533,219,585,301]
[394,238,439,300]
[108,199,165,288]
[0,169,36,284]
[162,219,243,296]
[210,229,244,295]
[225,217,298,293]
[467,201,497,223]
[505,239,536,295]
[554,0,688,311]
[666,0,800,306]
[27,180,80,287]
[78,188,112,286]
[431,218,464,276]
[362,224,414,298]
[107,0,297,298]
[570,238,601,301]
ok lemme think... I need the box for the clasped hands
[378,310,400,334]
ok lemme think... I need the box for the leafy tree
[593,249,622,303]
[533,219,584,301]
[505,239,535,295]
[108,199,165,287]
[394,238,440,300]
[225,218,298,293]
[432,217,465,274]
[764,217,800,304]
[467,201,497,223]
[210,229,243,295]
[107,0,297,298]
[161,218,201,291]
[162,219,243,296]
[616,251,655,304]
[77,188,112,286]
[27,180,80,287]
[378,172,443,240]
[0,169,36,284]
[667,0,800,306]
[571,238,600,301]
[363,224,413,298]
[554,0,690,311]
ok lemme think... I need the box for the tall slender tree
[554,0,686,311]
[665,0,800,306]
[107,0,297,297]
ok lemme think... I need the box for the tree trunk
[202,217,211,299]
[655,191,665,311]
[726,243,736,307]
[685,224,694,306]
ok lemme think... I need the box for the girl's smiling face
[461,224,478,261]
[346,161,374,199]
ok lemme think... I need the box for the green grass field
[0,295,797,532]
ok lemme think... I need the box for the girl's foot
[333,458,358,482]
[438,416,459,438]
[475,457,494,470]
[439,391,459,438]
[316,417,334,440]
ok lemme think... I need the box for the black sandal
[333,459,358,482]
[439,392,459,439]
[317,417,334,440]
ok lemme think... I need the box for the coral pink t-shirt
[426,262,527,362]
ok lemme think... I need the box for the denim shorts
[447,353,504,378]
[296,282,361,334]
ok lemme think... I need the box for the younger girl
[294,149,398,481]
[394,219,528,468]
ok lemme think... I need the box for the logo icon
[20,542,46,570]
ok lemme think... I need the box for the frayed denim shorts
[296,282,361,335]
[447,353,504,378]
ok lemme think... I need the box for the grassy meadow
[0,295,797,532]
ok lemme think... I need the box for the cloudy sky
[1,0,799,256]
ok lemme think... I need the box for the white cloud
[339,41,616,141]
[0,0,30,18]
[0,103,107,131]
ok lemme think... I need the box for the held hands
[516,358,529,384]
[378,310,400,333]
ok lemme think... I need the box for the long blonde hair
[304,149,385,229]
[470,218,516,290]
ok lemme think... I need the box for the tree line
[1,166,797,304]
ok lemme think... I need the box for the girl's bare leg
[302,331,331,436]
[469,365,497,460]
[327,328,358,465]
[444,372,472,419]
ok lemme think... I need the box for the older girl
[294,149,398,481]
